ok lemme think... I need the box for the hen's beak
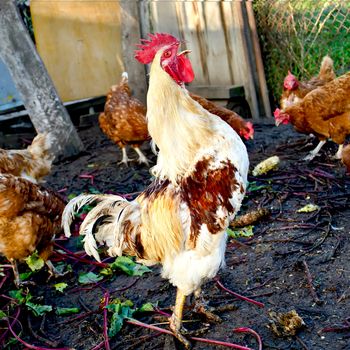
[275,120,282,127]
[178,49,191,56]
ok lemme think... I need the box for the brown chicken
[280,55,336,110]
[99,72,150,166]
[0,133,54,183]
[189,92,254,140]
[0,174,65,286]
[275,72,350,160]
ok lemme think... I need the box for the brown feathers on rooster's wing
[0,133,54,183]
[63,32,249,348]
[0,174,66,286]
[275,72,350,161]
[99,72,149,166]
[280,55,336,110]
[188,92,254,140]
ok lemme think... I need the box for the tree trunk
[0,0,84,159]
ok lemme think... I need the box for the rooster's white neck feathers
[147,50,216,183]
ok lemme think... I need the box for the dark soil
[1,120,349,350]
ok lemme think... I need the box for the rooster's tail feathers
[62,194,110,237]
[62,194,133,262]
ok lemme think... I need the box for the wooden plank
[203,1,231,85]
[177,1,209,85]
[227,1,260,118]
[0,0,83,158]
[120,1,147,103]
[187,85,244,99]
[246,1,272,118]
[31,0,123,102]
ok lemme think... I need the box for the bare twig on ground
[302,260,322,305]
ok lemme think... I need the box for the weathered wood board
[31,0,123,102]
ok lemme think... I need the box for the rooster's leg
[118,147,132,165]
[304,140,326,161]
[193,288,222,323]
[133,146,150,165]
[169,289,191,349]
[334,144,343,159]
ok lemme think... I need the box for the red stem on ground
[0,307,20,345]
[103,291,111,350]
[215,279,265,308]
[233,328,263,350]
[126,319,255,350]
[54,243,108,268]
[90,341,104,350]
[6,309,72,350]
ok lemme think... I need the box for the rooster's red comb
[135,33,180,64]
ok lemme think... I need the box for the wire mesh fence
[254,0,350,104]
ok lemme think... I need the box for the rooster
[63,33,249,348]
[189,92,254,140]
[0,174,65,287]
[99,72,150,166]
[280,56,336,110]
[275,72,350,160]
[0,133,54,183]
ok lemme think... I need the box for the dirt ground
[0,119,349,350]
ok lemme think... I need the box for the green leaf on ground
[227,226,254,238]
[19,271,33,280]
[110,256,151,277]
[25,296,52,316]
[9,289,26,304]
[107,299,135,337]
[138,302,156,313]
[78,271,104,284]
[56,307,80,316]
[0,310,7,319]
[25,251,44,271]
[54,282,68,293]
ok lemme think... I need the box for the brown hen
[189,92,254,140]
[280,55,336,110]
[0,133,54,183]
[275,72,350,160]
[0,174,65,286]
[99,72,150,166]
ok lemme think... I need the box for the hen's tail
[62,194,139,262]
[318,56,336,82]
[28,133,54,161]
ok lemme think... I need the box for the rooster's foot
[169,314,191,349]
[193,290,222,324]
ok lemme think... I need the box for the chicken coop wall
[254,0,350,105]
[30,0,124,103]
[29,0,271,119]
[138,0,271,119]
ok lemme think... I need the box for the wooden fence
[31,0,271,119]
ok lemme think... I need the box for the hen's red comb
[135,33,180,64]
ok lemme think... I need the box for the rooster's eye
[163,50,171,58]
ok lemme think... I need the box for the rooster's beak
[178,50,191,56]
